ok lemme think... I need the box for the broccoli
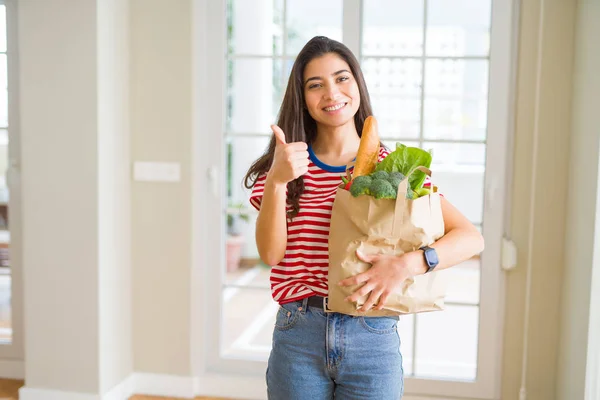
[370,179,396,199]
[405,189,417,200]
[371,170,389,181]
[387,171,405,189]
[349,175,373,197]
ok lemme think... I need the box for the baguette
[353,116,380,178]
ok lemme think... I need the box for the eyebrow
[304,69,351,85]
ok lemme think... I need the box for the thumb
[356,249,376,264]
[271,125,286,146]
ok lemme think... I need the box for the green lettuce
[375,143,432,191]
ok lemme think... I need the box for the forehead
[303,53,352,80]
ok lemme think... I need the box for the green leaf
[375,143,432,191]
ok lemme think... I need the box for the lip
[322,102,348,113]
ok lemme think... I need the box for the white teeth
[324,103,346,112]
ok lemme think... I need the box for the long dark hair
[243,36,373,219]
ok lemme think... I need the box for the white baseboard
[102,374,135,400]
[17,373,196,400]
[17,372,481,400]
[0,359,24,379]
[19,387,98,400]
[195,373,266,400]
[133,372,195,399]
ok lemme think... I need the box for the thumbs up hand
[268,125,310,186]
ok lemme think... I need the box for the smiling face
[303,53,361,130]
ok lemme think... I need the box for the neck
[311,120,361,158]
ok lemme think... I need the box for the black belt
[306,296,327,310]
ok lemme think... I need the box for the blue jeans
[267,297,404,399]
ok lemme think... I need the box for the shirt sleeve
[249,173,267,211]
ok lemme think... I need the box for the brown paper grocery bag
[328,166,446,317]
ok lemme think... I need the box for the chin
[317,113,355,128]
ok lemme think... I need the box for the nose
[324,84,342,101]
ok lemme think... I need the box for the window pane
[362,0,424,57]
[380,140,419,153]
[362,58,422,139]
[221,286,275,360]
[426,0,492,57]
[398,314,415,376]
[0,89,6,129]
[415,305,479,380]
[425,142,486,166]
[285,0,343,55]
[227,58,282,132]
[0,6,5,53]
[429,161,484,224]
[227,136,269,272]
[228,136,270,204]
[436,258,481,305]
[228,0,283,56]
[424,59,489,140]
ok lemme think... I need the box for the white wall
[130,0,192,375]
[557,1,600,399]
[19,0,100,392]
[18,0,132,396]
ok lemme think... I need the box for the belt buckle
[323,296,332,313]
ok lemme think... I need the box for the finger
[360,289,383,312]
[271,125,286,145]
[356,249,377,264]
[354,282,376,299]
[294,166,309,178]
[288,142,308,151]
[291,157,310,168]
[339,272,370,287]
[346,282,375,303]
[375,291,390,310]
[290,150,310,161]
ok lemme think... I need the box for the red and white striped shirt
[249,146,391,305]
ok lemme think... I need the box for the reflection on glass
[427,0,492,57]
[363,0,424,57]
[286,0,343,55]
[415,305,479,380]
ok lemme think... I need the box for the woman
[244,36,484,400]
